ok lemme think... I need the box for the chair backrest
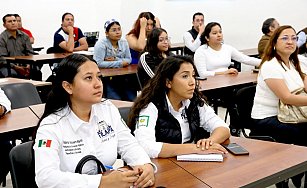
[2,83,42,109]
[9,141,37,188]
[229,85,256,136]
[84,31,99,47]
[118,106,131,125]
[229,85,275,141]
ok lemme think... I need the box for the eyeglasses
[158,37,170,43]
[279,36,298,43]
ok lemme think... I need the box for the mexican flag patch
[38,139,52,147]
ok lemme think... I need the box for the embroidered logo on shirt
[96,120,115,142]
[137,116,149,128]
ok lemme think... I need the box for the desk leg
[5,59,12,76]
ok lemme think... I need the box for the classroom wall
[1,0,307,78]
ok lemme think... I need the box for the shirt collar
[5,30,22,38]
[67,105,99,132]
[165,94,191,113]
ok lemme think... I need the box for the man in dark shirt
[0,14,41,80]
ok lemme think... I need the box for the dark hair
[128,55,205,128]
[200,22,221,45]
[260,25,304,79]
[2,14,15,23]
[127,12,156,38]
[192,12,204,21]
[145,28,167,57]
[13,14,20,18]
[62,12,74,22]
[36,54,91,129]
[105,21,120,32]
[261,18,276,35]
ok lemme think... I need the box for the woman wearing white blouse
[194,22,260,78]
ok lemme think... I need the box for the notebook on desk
[177,154,223,162]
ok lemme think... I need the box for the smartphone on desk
[222,143,249,155]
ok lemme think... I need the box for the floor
[2,107,301,188]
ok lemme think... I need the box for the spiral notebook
[177,154,223,162]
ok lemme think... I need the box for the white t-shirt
[34,100,153,188]
[133,95,229,158]
[251,58,305,119]
[183,31,201,52]
[194,44,261,77]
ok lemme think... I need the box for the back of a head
[261,18,275,35]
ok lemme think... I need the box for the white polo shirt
[34,100,153,188]
[134,95,229,158]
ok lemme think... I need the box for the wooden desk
[0,78,51,87]
[99,64,138,77]
[29,99,134,118]
[169,42,185,55]
[151,158,209,188]
[199,71,257,91]
[0,107,39,140]
[170,137,307,188]
[4,53,70,76]
[240,48,259,57]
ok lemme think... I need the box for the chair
[118,106,131,124]
[228,85,275,141]
[84,31,99,47]
[9,141,37,188]
[1,83,42,109]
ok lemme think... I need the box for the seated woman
[251,25,307,188]
[34,54,155,188]
[138,28,172,87]
[94,19,136,101]
[126,12,161,65]
[194,22,261,78]
[128,55,230,158]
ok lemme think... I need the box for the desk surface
[0,107,38,134]
[10,53,69,61]
[151,158,209,188]
[240,48,259,57]
[29,99,134,119]
[0,77,51,87]
[100,64,138,77]
[170,137,307,188]
[199,71,257,91]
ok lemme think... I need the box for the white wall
[1,0,307,78]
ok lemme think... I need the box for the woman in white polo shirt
[34,54,155,188]
[251,25,307,188]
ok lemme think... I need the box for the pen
[104,165,114,170]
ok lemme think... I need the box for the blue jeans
[251,116,307,146]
